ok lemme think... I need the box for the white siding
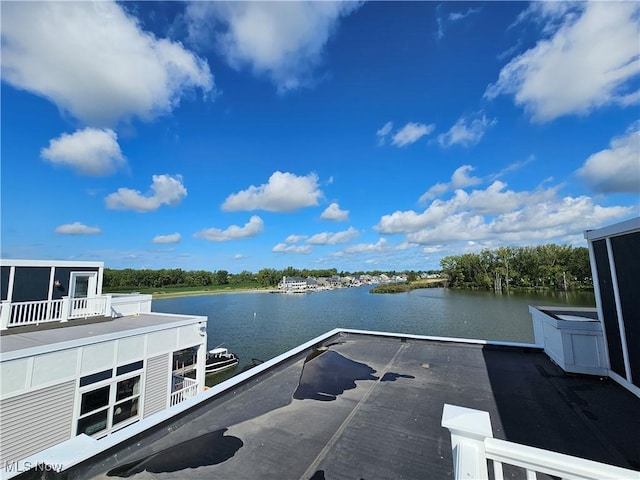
[117,336,145,364]
[0,358,29,396]
[81,342,115,374]
[31,349,77,388]
[144,354,169,416]
[0,381,75,462]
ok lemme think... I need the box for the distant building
[278,276,307,291]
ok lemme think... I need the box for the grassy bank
[369,278,446,294]
[104,283,271,299]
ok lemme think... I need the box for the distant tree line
[103,267,340,289]
[103,266,442,290]
[439,245,592,292]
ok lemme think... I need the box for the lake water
[154,286,595,383]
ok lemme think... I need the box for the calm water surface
[154,286,595,382]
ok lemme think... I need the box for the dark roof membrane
[19,333,640,479]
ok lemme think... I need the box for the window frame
[75,361,144,438]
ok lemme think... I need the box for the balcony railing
[441,404,638,480]
[170,374,199,407]
[0,295,111,330]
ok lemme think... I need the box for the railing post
[104,294,113,318]
[61,296,71,323]
[441,404,493,480]
[0,301,11,330]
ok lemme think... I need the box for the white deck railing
[170,375,199,407]
[0,296,111,329]
[441,404,639,480]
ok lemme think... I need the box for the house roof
[34,331,640,480]
[0,312,206,361]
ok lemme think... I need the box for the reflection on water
[154,287,595,384]
[380,372,415,382]
[106,428,243,477]
[293,350,378,401]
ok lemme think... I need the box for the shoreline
[151,287,274,300]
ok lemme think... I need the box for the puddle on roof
[380,372,415,382]
[293,350,378,401]
[106,428,243,477]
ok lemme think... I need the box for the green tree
[215,270,229,285]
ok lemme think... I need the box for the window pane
[77,409,108,436]
[116,376,140,402]
[116,360,143,376]
[113,398,139,425]
[74,276,89,298]
[80,386,110,415]
[80,369,112,387]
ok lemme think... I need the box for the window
[113,377,140,426]
[69,272,97,298]
[77,386,111,436]
[76,361,144,437]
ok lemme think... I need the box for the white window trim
[74,365,146,438]
[69,271,98,298]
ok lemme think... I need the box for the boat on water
[205,347,239,374]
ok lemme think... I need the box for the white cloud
[577,124,640,194]
[376,121,393,145]
[105,175,187,212]
[55,222,101,235]
[489,156,535,181]
[485,2,640,122]
[342,238,388,254]
[41,128,126,176]
[436,6,481,40]
[449,8,481,22]
[186,1,360,92]
[307,227,359,245]
[222,171,322,212]
[321,202,349,222]
[152,233,182,244]
[194,215,264,242]
[396,242,419,251]
[285,234,308,244]
[272,243,312,254]
[419,165,482,202]
[1,1,213,126]
[233,254,247,260]
[376,201,459,234]
[392,122,435,147]
[376,166,633,246]
[438,114,496,148]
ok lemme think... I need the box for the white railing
[441,404,639,480]
[170,375,199,407]
[68,296,108,319]
[0,295,111,329]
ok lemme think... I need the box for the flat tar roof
[42,331,640,480]
[0,313,205,359]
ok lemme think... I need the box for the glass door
[69,272,97,317]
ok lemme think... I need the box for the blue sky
[1,1,639,272]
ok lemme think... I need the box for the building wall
[609,232,640,387]
[1,266,10,301]
[144,354,171,416]
[0,381,75,463]
[0,321,206,462]
[587,218,640,394]
[11,267,51,302]
[0,260,103,303]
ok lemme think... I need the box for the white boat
[205,347,239,374]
